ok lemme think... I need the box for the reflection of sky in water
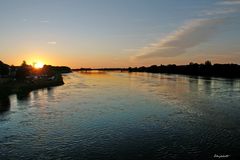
[0,72,240,159]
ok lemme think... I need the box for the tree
[16,60,30,80]
[21,60,27,67]
[205,60,212,66]
[0,61,9,75]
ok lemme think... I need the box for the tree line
[0,60,71,80]
[128,61,240,78]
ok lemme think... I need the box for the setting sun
[33,61,44,69]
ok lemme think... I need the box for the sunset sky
[0,0,240,68]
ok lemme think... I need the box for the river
[0,71,240,159]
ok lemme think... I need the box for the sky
[0,0,240,68]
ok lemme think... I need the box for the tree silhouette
[205,60,212,66]
[0,61,9,76]
[21,60,27,67]
[128,61,240,78]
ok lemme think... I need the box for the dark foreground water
[0,72,240,160]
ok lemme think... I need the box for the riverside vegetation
[0,60,71,97]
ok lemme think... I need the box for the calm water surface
[0,72,240,159]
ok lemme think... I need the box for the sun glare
[33,61,44,69]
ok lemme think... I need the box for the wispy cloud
[220,0,240,5]
[134,0,239,60]
[135,18,225,59]
[200,8,237,16]
[122,48,139,53]
[40,20,49,23]
[48,41,57,45]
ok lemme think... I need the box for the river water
[0,71,240,159]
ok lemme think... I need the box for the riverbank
[0,60,71,97]
[128,62,240,78]
[0,74,64,97]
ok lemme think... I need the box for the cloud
[48,41,57,45]
[201,8,237,16]
[220,0,240,5]
[135,18,225,59]
[40,20,49,23]
[122,48,139,52]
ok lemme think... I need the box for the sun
[33,61,44,69]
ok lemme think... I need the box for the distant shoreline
[72,61,240,79]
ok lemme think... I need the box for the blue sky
[0,0,240,68]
